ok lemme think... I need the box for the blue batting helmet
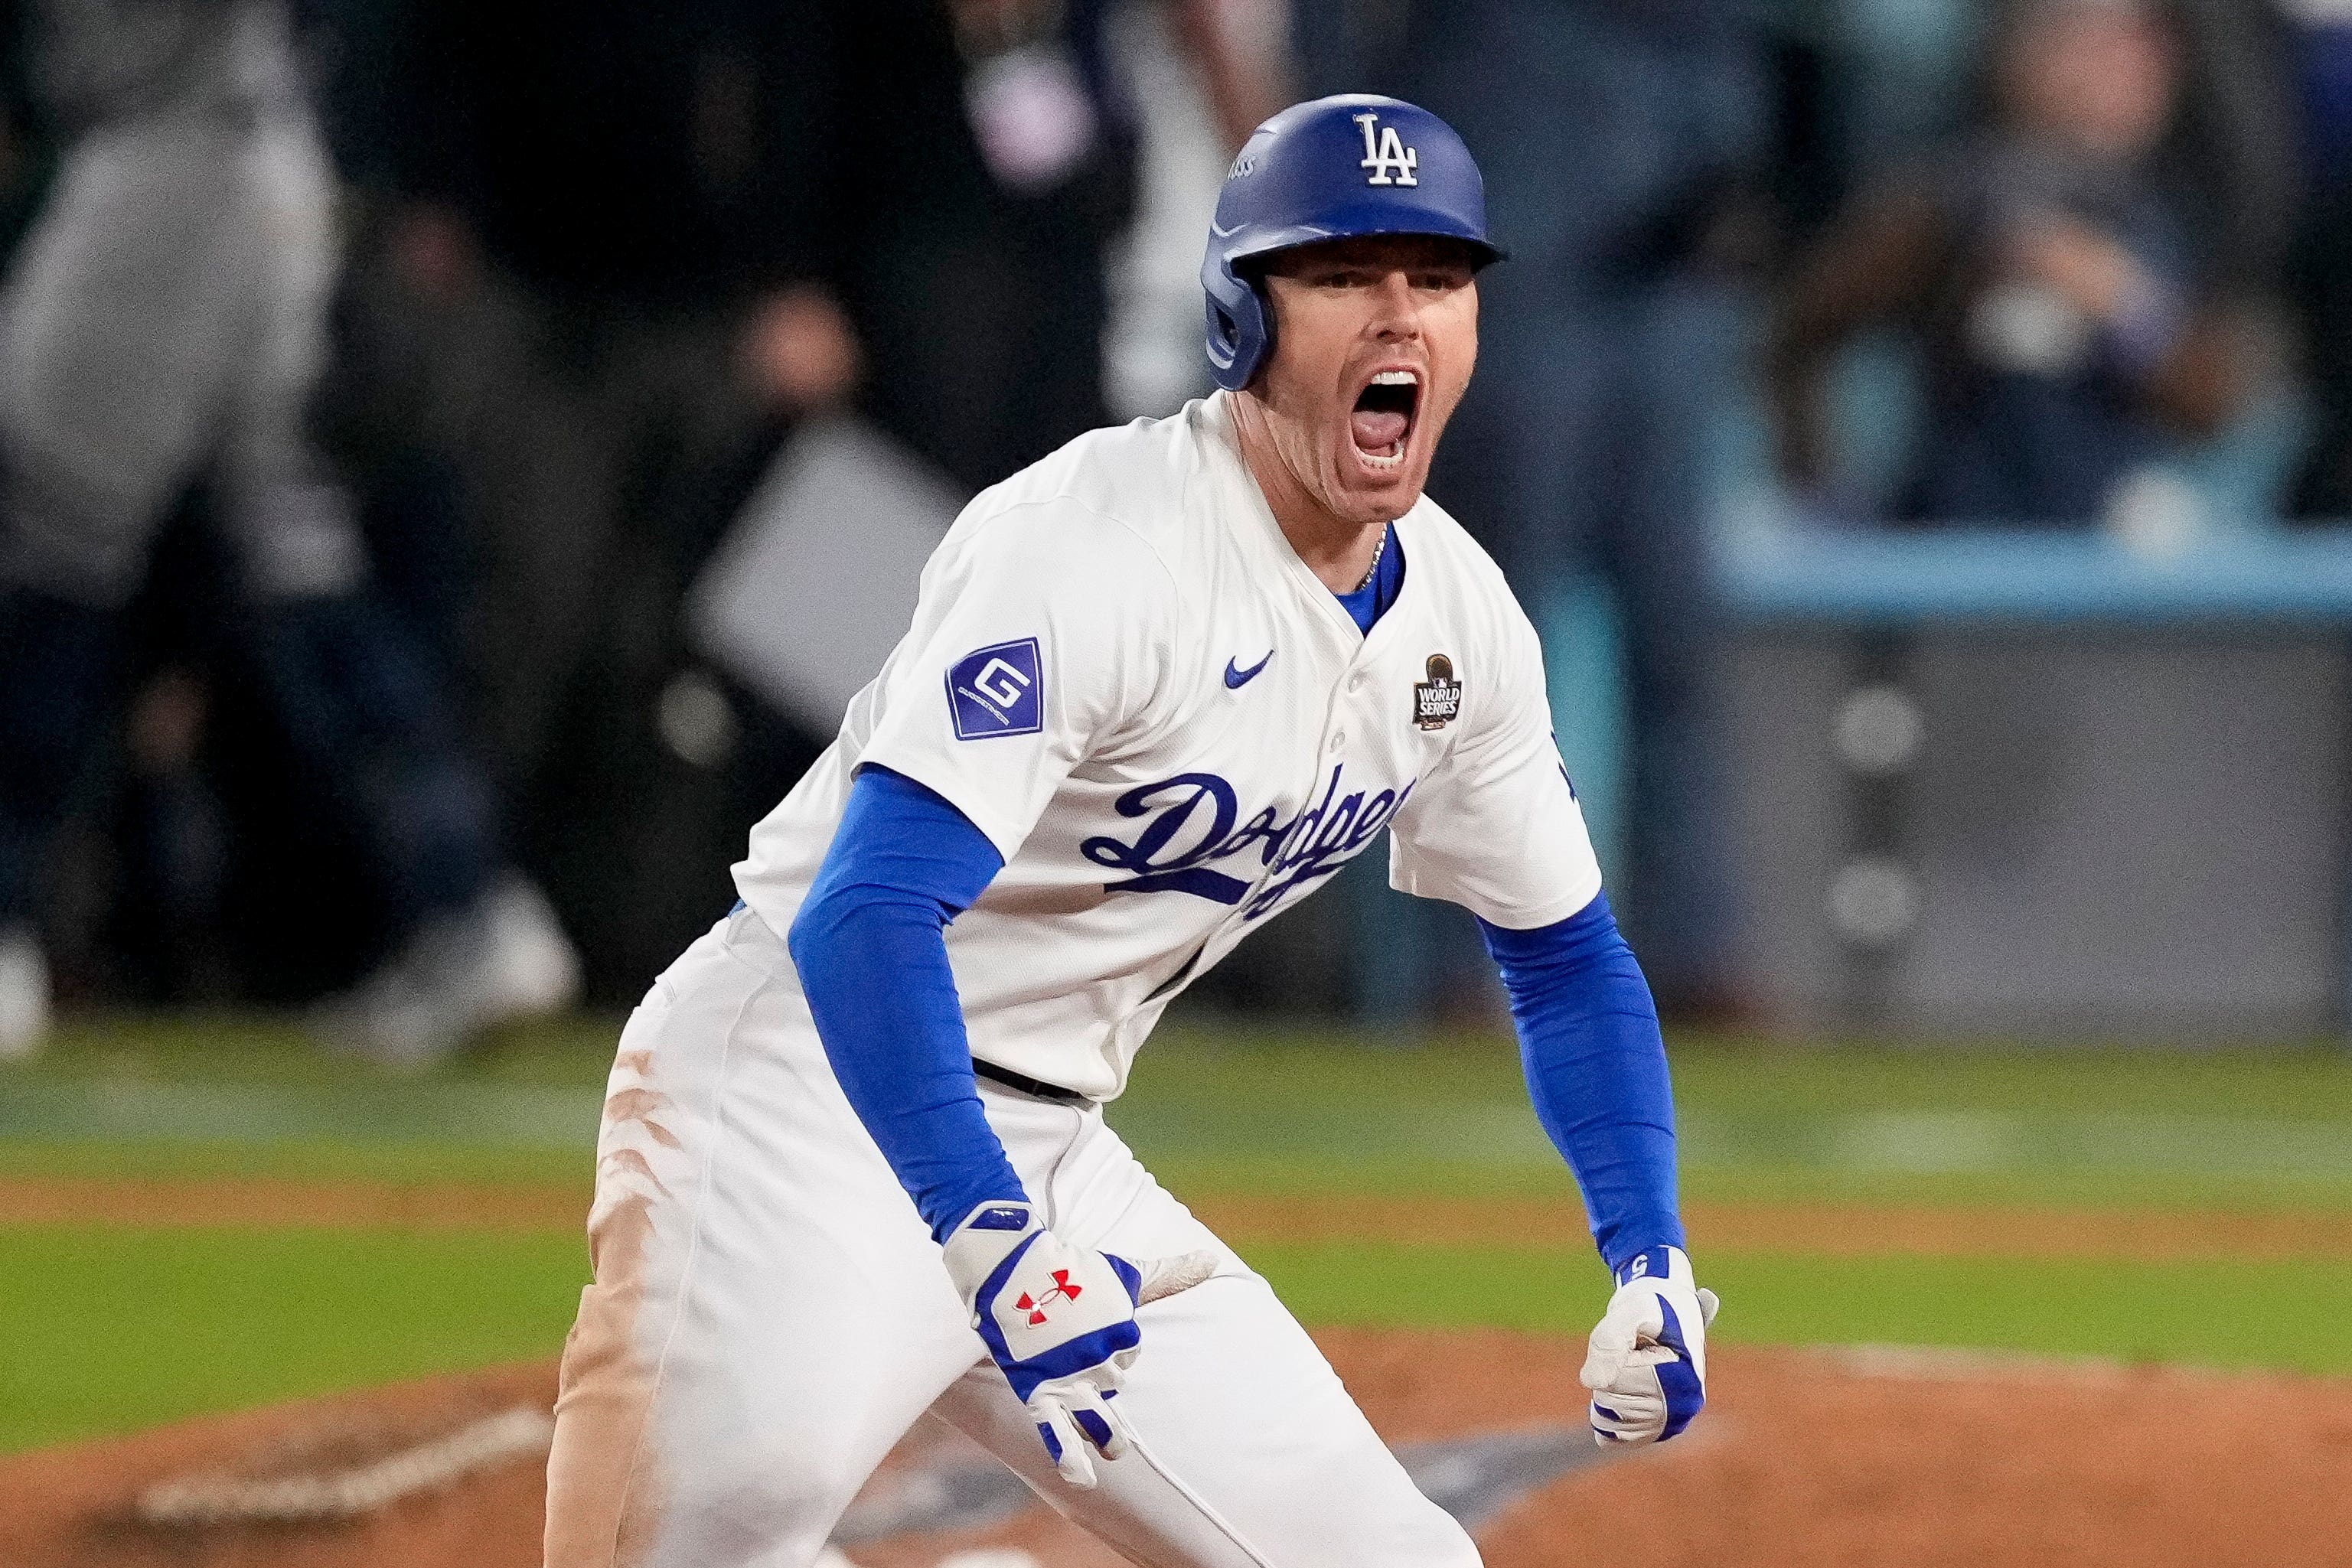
[1202,94,1503,393]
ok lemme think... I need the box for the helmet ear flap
[1201,253,1271,393]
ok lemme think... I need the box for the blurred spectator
[2162,0,2301,297]
[1303,0,1770,1015]
[831,0,1281,471]
[831,0,1137,491]
[1818,0,1987,180]
[322,0,857,997]
[1101,0,1290,419]
[329,0,1176,994]
[0,0,576,1061]
[0,0,45,256]
[1768,0,2275,525]
[2284,0,2352,516]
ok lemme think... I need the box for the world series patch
[948,638,1044,740]
[1414,654,1462,730]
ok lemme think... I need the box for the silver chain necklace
[1352,526,1388,594]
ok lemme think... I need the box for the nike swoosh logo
[1210,220,1243,238]
[1224,651,1273,689]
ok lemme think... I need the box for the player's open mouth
[1349,369,1420,469]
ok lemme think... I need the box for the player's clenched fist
[943,1200,1216,1487]
[1581,1245,1719,1447]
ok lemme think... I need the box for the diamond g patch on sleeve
[946,639,1044,740]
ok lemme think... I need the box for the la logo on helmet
[1352,112,1418,187]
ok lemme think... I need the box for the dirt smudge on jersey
[599,1087,681,1151]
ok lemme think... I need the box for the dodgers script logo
[1081,765,1414,921]
[1354,112,1418,187]
[948,639,1043,740]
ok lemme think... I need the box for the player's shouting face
[1247,234,1480,530]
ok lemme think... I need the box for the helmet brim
[1227,217,1508,272]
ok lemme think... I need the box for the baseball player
[545,95,1716,1568]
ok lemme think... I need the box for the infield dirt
[4,1326,2346,1568]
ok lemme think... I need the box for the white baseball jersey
[732,391,1601,1100]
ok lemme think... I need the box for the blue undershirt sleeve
[1477,892,1685,1273]
[785,764,1028,1241]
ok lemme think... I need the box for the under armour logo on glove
[941,1199,1218,1488]
[1581,1244,1720,1448]
[1016,1271,1082,1324]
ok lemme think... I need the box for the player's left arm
[1388,601,1718,1446]
[1480,895,1718,1446]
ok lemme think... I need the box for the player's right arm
[784,503,1199,1486]
[789,765,1021,1234]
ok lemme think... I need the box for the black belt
[972,1057,1088,1103]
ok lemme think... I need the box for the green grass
[1248,1243,2352,1377]
[5,1015,2352,1452]
[7,1011,621,1087]
[11,1019,2352,1208]
[9,1223,2343,1455]
[0,1137,589,1190]
[1125,1032,2352,1213]
[0,1224,587,1452]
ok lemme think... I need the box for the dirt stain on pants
[543,1058,680,1567]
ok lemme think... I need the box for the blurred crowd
[2,0,2347,1057]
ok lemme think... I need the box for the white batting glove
[1581,1245,1719,1447]
[942,1200,1216,1488]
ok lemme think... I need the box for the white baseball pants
[543,904,1479,1568]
